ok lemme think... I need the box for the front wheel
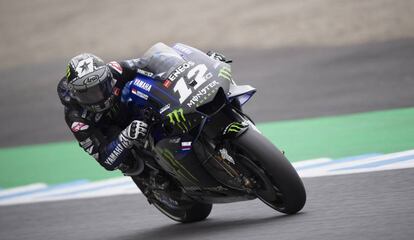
[233,128,306,214]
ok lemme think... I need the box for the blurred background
[1,0,413,146]
[0,0,414,239]
[1,0,414,185]
[0,0,414,186]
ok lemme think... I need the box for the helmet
[66,53,115,112]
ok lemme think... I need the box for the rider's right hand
[119,120,148,148]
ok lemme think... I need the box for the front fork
[194,107,260,192]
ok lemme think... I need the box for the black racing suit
[57,51,228,172]
[57,59,144,171]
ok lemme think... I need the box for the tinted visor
[69,67,113,105]
[73,79,113,104]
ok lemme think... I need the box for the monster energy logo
[160,149,198,183]
[224,122,246,134]
[166,108,191,133]
[218,66,232,81]
[66,64,71,79]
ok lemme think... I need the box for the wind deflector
[196,88,227,116]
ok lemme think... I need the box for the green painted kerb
[1,107,414,188]
[0,142,121,188]
[259,107,414,160]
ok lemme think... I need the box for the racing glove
[119,120,148,149]
[206,51,232,63]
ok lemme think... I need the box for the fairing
[121,43,257,197]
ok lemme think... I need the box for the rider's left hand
[207,51,232,63]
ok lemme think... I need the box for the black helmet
[66,53,115,112]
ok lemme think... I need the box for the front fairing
[120,43,257,191]
[122,43,234,131]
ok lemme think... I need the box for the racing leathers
[57,59,147,171]
[57,50,229,172]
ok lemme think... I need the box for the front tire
[233,128,306,214]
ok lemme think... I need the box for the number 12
[173,64,209,103]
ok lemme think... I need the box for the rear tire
[233,128,306,214]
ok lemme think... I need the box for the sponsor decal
[71,122,89,132]
[167,61,195,81]
[159,103,171,114]
[163,80,172,88]
[104,143,125,166]
[223,122,247,135]
[86,145,94,154]
[84,75,99,85]
[137,68,154,77]
[166,108,191,133]
[169,137,181,144]
[160,149,198,183]
[186,80,219,108]
[181,141,192,151]
[133,79,152,92]
[80,138,93,149]
[173,44,193,55]
[131,88,149,100]
[218,66,232,81]
[75,57,94,77]
[167,108,185,124]
[108,61,123,74]
[66,64,71,79]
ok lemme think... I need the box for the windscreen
[141,43,186,80]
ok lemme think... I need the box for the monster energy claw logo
[167,108,185,125]
[218,66,232,81]
[166,108,191,132]
[161,149,198,183]
[66,64,71,79]
[224,122,245,134]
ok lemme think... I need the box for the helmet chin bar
[85,95,115,113]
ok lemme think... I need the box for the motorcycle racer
[57,45,228,175]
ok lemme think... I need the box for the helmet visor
[69,66,113,105]
[73,79,113,104]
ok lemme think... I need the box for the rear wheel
[233,128,306,214]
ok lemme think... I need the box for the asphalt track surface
[1,168,413,240]
[1,39,414,239]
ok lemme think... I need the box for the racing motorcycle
[121,43,306,223]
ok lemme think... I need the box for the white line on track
[298,149,414,178]
[0,183,47,197]
[1,149,414,206]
